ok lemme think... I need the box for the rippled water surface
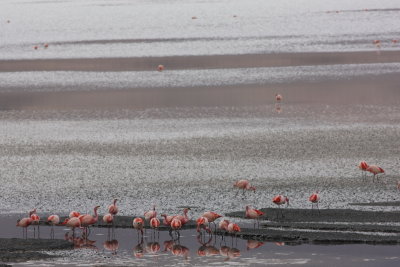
[0,0,400,59]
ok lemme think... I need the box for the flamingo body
[150,217,160,229]
[108,199,118,215]
[103,213,113,224]
[47,215,60,225]
[202,211,222,223]
[69,211,80,218]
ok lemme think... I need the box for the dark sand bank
[0,238,72,263]
[1,51,400,72]
[0,73,399,111]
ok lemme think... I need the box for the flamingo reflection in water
[133,237,145,258]
[246,240,264,250]
[64,232,97,250]
[103,239,119,255]
[197,233,219,257]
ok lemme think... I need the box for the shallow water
[3,216,400,266]
[1,0,400,59]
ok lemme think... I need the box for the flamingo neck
[113,199,117,205]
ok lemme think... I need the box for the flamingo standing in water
[47,215,60,239]
[103,213,113,225]
[173,208,191,226]
[170,218,182,239]
[150,217,161,239]
[233,180,256,196]
[61,217,82,237]
[275,94,282,102]
[80,206,100,235]
[133,217,144,238]
[16,216,33,239]
[202,211,222,230]
[144,205,157,223]
[30,209,40,238]
[196,217,211,234]
[161,214,174,226]
[227,222,241,245]
[157,65,164,72]
[272,195,289,218]
[245,206,264,228]
[108,199,118,216]
[366,165,385,182]
[219,219,229,231]
[358,161,369,179]
[309,191,320,214]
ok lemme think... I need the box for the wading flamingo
[196,217,211,234]
[358,161,369,179]
[108,199,118,216]
[275,94,282,102]
[150,217,161,239]
[272,195,289,218]
[103,213,113,225]
[202,211,222,230]
[233,180,256,196]
[44,43,49,48]
[144,205,157,222]
[161,214,174,226]
[80,205,101,235]
[309,191,320,213]
[133,217,144,237]
[245,206,264,228]
[30,209,40,237]
[174,208,191,226]
[16,217,33,239]
[47,215,60,238]
[61,217,82,237]
[170,218,182,239]
[219,219,230,231]
[227,222,241,244]
[366,165,385,182]
[157,65,164,71]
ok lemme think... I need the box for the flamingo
[196,217,211,234]
[44,43,49,48]
[80,205,100,235]
[219,219,230,231]
[69,211,81,218]
[133,217,144,237]
[173,208,191,226]
[33,45,38,50]
[233,180,255,196]
[108,199,118,216]
[275,94,282,102]
[366,165,385,182]
[144,205,157,222]
[170,218,182,239]
[161,214,174,226]
[103,213,114,225]
[16,217,33,238]
[157,65,164,72]
[309,191,320,213]
[47,215,60,239]
[150,217,161,239]
[358,161,369,179]
[61,217,82,236]
[245,206,264,228]
[272,195,289,218]
[30,209,40,237]
[202,211,222,230]
[227,222,241,244]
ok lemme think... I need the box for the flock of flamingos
[16,158,386,242]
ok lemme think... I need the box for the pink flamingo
[47,215,60,238]
[245,206,264,228]
[69,211,81,218]
[358,161,369,179]
[273,195,289,218]
[366,165,385,182]
[170,218,182,239]
[202,211,222,230]
[309,191,320,213]
[173,208,191,226]
[161,214,174,226]
[33,45,38,50]
[30,209,40,237]
[108,199,118,216]
[103,213,113,225]
[233,180,256,196]
[80,205,100,235]
[133,217,144,237]
[196,217,211,234]
[61,217,82,237]
[144,205,157,222]
[219,219,229,231]
[157,65,164,72]
[16,217,33,238]
[275,94,282,102]
[44,43,49,48]
[150,217,161,239]
[227,222,241,244]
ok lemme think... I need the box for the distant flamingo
[309,191,320,213]
[103,213,114,225]
[161,214,174,226]
[44,43,49,48]
[233,180,256,196]
[80,205,100,230]
[227,222,241,243]
[245,206,264,228]
[69,211,80,218]
[144,205,157,222]
[358,161,369,179]
[392,39,398,44]
[170,218,182,239]
[108,199,118,216]
[366,165,385,182]
[133,217,144,237]
[272,195,289,218]
[275,94,282,102]
[33,45,38,50]
[16,217,33,238]
[47,215,60,238]
[30,209,40,237]
[196,217,211,234]
[157,65,164,71]
[219,219,230,231]
[173,208,191,226]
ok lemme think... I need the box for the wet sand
[1,51,400,72]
